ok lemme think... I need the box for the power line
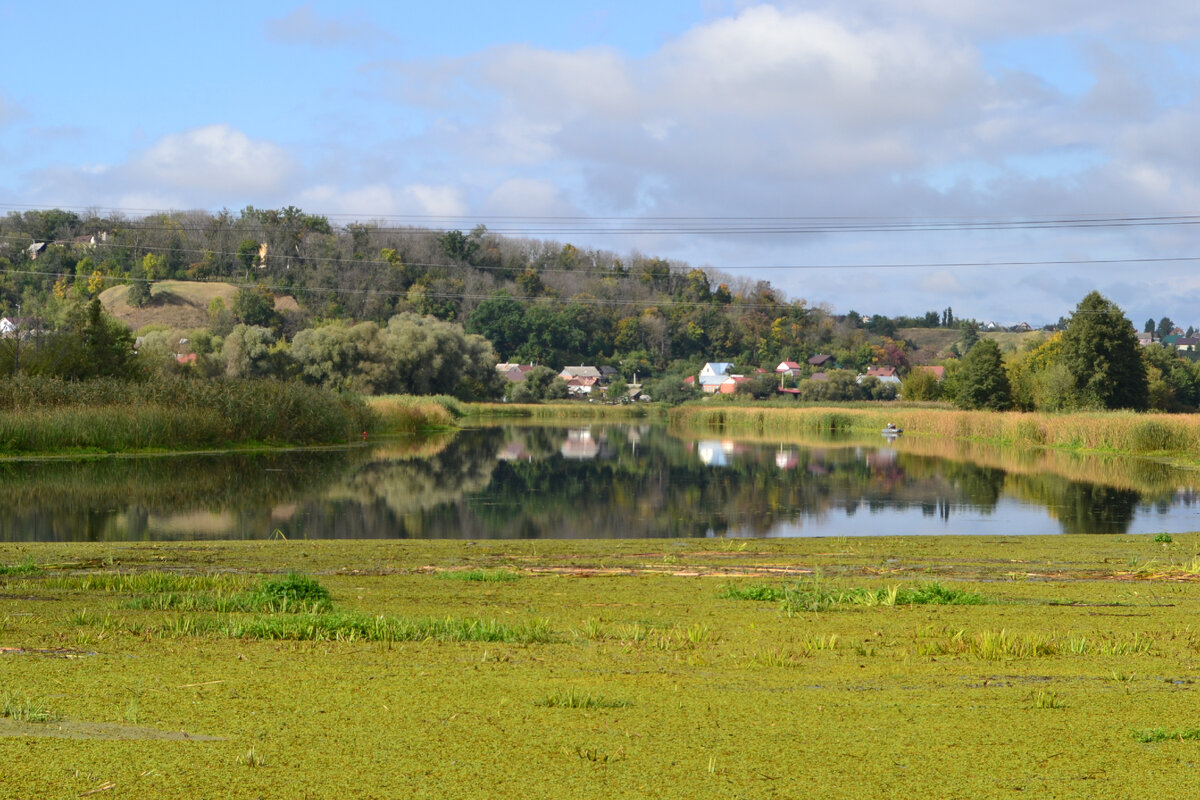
[5,233,1200,276]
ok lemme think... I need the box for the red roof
[914,365,945,380]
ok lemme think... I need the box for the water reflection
[2,424,1200,541]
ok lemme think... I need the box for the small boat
[881,425,903,438]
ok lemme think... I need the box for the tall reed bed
[368,394,464,433]
[0,375,375,453]
[670,405,1200,455]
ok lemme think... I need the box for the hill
[899,327,1043,363]
[99,281,299,331]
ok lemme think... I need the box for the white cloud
[126,125,294,196]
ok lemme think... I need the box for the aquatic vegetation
[535,689,632,709]
[5,537,1200,799]
[436,569,521,582]
[0,556,38,576]
[1,694,58,723]
[1133,727,1200,743]
[728,579,988,614]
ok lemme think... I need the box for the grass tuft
[437,569,521,583]
[1,694,58,723]
[0,556,39,577]
[536,689,632,709]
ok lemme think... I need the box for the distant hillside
[99,281,299,331]
[899,327,1043,363]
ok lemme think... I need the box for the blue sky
[4,1,1200,326]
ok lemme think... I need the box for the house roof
[560,366,602,379]
[865,367,897,377]
[809,372,828,382]
[807,354,833,366]
[700,362,734,376]
[914,365,945,380]
[776,360,802,372]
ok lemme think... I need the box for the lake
[4,423,1200,541]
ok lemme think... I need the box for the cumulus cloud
[125,125,294,196]
[26,124,295,209]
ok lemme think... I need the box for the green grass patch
[101,612,554,644]
[764,579,986,613]
[1134,727,1200,743]
[1,694,58,723]
[535,689,632,709]
[436,569,521,582]
[0,556,39,576]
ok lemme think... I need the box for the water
[3,424,1199,541]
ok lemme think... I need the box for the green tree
[1156,316,1175,340]
[901,368,941,401]
[955,339,1012,410]
[1060,291,1148,410]
[465,293,528,359]
[222,324,278,378]
[233,285,280,330]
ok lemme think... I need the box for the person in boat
[885,422,898,431]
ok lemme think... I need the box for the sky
[3,1,1200,326]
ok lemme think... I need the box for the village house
[717,375,750,394]
[496,363,536,383]
[698,362,734,393]
[775,360,803,377]
[861,367,901,384]
[559,365,603,396]
[807,354,834,369]
[1176,337,1200,353]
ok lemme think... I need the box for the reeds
[0,374,375,453]
[670,405,1200,456]
[368,394,465,433]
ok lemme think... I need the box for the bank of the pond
[0,376,375,455]
[4,537,1200,799]
[671,404,1200,461]
[467,401,662,420]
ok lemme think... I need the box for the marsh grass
[670,405,1200,455]
[918,629,1154,660]
[719,584,786,602]
[1,694,58,723]
[1133,727,1200,743]
[536,689,632,709]
[236,747,268,767]
[0,556,38,576]
[0,375,374,453]
[771,579,985,614]
[1031,689,1065,709]
[46,571,249,594]
[436,569,521,582]
[126,613,554,644]
[369,395,464,433]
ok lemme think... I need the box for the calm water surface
[4,424,1200,541]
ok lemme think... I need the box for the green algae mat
[4,535,1200,798]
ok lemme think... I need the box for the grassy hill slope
[99,281,298,331]
[899,327,1043,363]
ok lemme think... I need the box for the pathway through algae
[3,536,1200,798]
